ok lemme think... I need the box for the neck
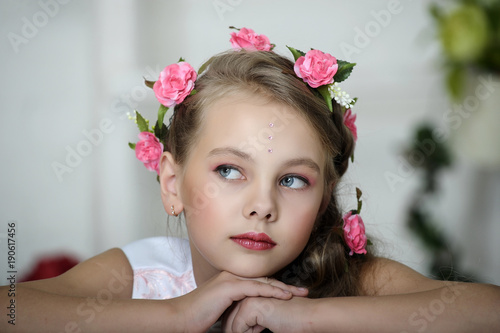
[189,240,220,286]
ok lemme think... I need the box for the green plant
[404,124,477,281]
[431,0,500,100]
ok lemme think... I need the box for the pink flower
[229,27,272,51]
[343,109,358,142]
[342,211,367,256]
[135,132,164,175]
[153,62,197,107]
[294,49,338,88]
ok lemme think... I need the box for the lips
[230,232,276,251]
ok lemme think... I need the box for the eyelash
[214,165,310,189]
[279,175,309,189]
[215,165,244,180]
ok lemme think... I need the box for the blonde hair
[164,50,373,297]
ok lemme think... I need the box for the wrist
[164,297,188,332]
[292,297,328,333]
[307,297,345,333]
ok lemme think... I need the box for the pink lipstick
[230,232,276,250]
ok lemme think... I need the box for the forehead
[194,94,325,168]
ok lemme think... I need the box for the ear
[159,152,184,216]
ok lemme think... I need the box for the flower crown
[128,27,367,256]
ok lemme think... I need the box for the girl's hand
[222,296,314,333]
[171,271,308,332]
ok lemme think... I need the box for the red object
[230,232,276,250]
[20,255,79,282]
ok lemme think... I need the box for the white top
[121,237,197,299]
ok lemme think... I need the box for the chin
[223,263,283,278]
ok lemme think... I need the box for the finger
[223,302,264,333]
[253,277,309,297]
[239,280,293,300]
[222,302,239,332]
[228,298,270,333]
[227,302,257,333]
[216,272,299,301]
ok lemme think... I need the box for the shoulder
[359,257,446,296]
[21,237,192,299]
[21,247,134,298]
[121,237,196,299]
[122,236,189,255]
[121,236,191,273]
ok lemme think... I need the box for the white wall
[1,0,498,285]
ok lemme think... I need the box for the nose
[243,181,278,222]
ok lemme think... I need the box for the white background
[1,0,499,285]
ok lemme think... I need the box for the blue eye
[216,166,243,180]
[280,176,308,189]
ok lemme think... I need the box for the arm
[308,280,500,332]
[0,248,184,333]
[1,248,307,332]
[223,258,500,332]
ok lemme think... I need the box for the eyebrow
[208,147,252,160]
[208,147,320,173]
[282,158,320,174]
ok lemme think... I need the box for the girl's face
[176,95,326,281]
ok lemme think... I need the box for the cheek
[181,167,234,210]
[283,189,323,239]
[181,175,234,233]
[282,203,319,248]
[181,170,215,213]
[184,194,224,255]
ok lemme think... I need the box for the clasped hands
[175,271,311,333]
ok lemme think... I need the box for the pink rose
[294,49,338,88]
[229,27,272,51]
[343,108,358,142]
[342,211,367,256]
[153,62,197,107]
[135,132,164,175]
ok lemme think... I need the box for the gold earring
[170,205,176,216]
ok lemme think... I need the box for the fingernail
[297,287,307,292]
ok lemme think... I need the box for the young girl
[2,28,499,333]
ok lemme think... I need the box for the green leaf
[317,85,333,112]
[334,60,356,83]
[155,104,170,144]
[154,122,167,142]
[229,26,240,31]
[198,56,214,75]
[286,46,306,61]
[446,65,465,101]
[367,239,373,246]
[356,187,363,214]
[357,200,363,215]
[135,110,150,133]
[157,104,169,130]
[356,187,363,201]
[178,57,185,63]
[429,3,443,22]
[144,79,155,89]
[128,142,136,150]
